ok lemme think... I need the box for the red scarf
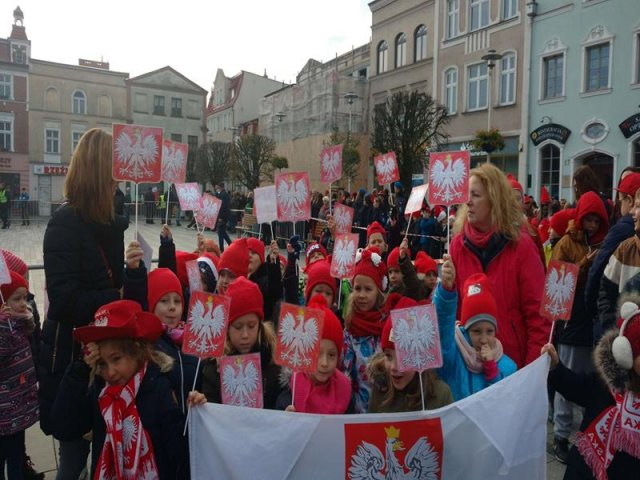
[292,370,352,414]
[464,222,496,249]
[574,390,640,480]
[348,308,387,338]
[95,363,158,480]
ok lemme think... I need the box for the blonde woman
[41,128,129,479]
[450,163,548,369]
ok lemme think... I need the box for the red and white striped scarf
[95,362,159,480]
[575,390,640,480]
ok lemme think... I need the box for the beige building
[207,69,285,142]
[28,58,128,214]
[436,0,526,176]
[128,66,207,189]
[258,44,371,192]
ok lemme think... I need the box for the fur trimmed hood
[594,329,632,392]
[366,351,388,394]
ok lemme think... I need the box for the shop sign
[619,113,640,139]
[33,165,69,176]
[0,157,10,168]
[530,124,571,146]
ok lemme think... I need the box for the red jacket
[450,231,549,369]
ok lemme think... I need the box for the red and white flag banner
[219,353,263,409]
[182,291,230,358]
[112,123,163,183]
[428,151,470,206]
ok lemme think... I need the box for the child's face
[248,251,262,275]
[581,213,601,236]
[388,267,403,288]
[367,233,387,253]
[383,348,415,391]
[309,283,334,307]
[7,287,28,314]
[467,321,497,351]
[308,252,325,265]
[154,292,183,328]
[424,271,438,291]
[353,275,379,312]
[217,270,236,294]
[228,313,260,354]
[97,343,139,386]
[310,339,338,385]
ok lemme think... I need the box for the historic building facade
[526,0,640,201]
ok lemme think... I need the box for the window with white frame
[45,128,60,154]
[377,41,388,74]
[540,144,560,199]
[467,63,488,110]
[72,130,84,152]
[500,53,516,104]
[543,54,564,99]
[445,68,458,114]
[415,25,427,62]
[72,91,86,114]
[395,33,407,68]
[470,0,489,31]
[0,74,11,99]
[446,0,459,39]
[171,97,182,117]
[0,118,12,151]
[585,43,610,91]
[502,0,517,19]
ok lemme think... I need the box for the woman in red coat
[450,163,549,369]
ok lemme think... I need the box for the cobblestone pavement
[0,219,567,479]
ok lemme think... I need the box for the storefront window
[541,144,560,199]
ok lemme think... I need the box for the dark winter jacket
[201,342,283,410]
[216,189,231,223]
[283,251,301,305]
[50,361,189,479]
[548,330,640,480]
[39,204,127,434]
[249,259,284,322]
[585,214,634,313]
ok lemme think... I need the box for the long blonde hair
[453,163,523,240]
[64,128,115,224]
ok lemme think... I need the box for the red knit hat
[1,271,28,304]
[414,251,438,275]
[549,208,576,237]
[352,247,387,292]
[386,247,400,270]
[219,239,249,278]
[1,249,28,278]
[540,186,551,205]
[74,300,163,344]
[460,273,498,330]
[506,173,523,193]
[227,276,264,324]
[147,268,183,314]
[381,297,418,350]
[247,238,265,264]
[366,221,386,242]
[304,259,337,303]
[308,294,343,356]
[615,304,640,363]
[305,242,327,265]
[175,251,199,288]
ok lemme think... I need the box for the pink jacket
[450,232,549,369]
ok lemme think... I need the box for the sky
[7,1,373,93]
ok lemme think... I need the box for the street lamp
[344,92,358,138]
[275,111,286,146]
[481,49,503,163]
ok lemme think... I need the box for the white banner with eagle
[189,356,549,479]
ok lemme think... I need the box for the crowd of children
[5,165,640,479]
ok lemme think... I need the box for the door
[38,175,51,216]
[582,153,614,200]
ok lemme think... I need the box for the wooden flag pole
[270,222,274,240]
[446,205,451,254]
[134,183,139,238]
[329,183,332,216]
[165,183,171,225]
[419,371,426,411]
[404,215,413,241]
[291,372,297,411]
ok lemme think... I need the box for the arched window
[415,25,427,62]
[377,41,388,74]
[540,144,560,199]
[395,33,407,68]
[72,90,86,114]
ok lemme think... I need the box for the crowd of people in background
[2,127,640,479]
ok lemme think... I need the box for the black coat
[216,189,231,223]
[51,361,189,479]
[249,259,283,322]
[39,204,127,434]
